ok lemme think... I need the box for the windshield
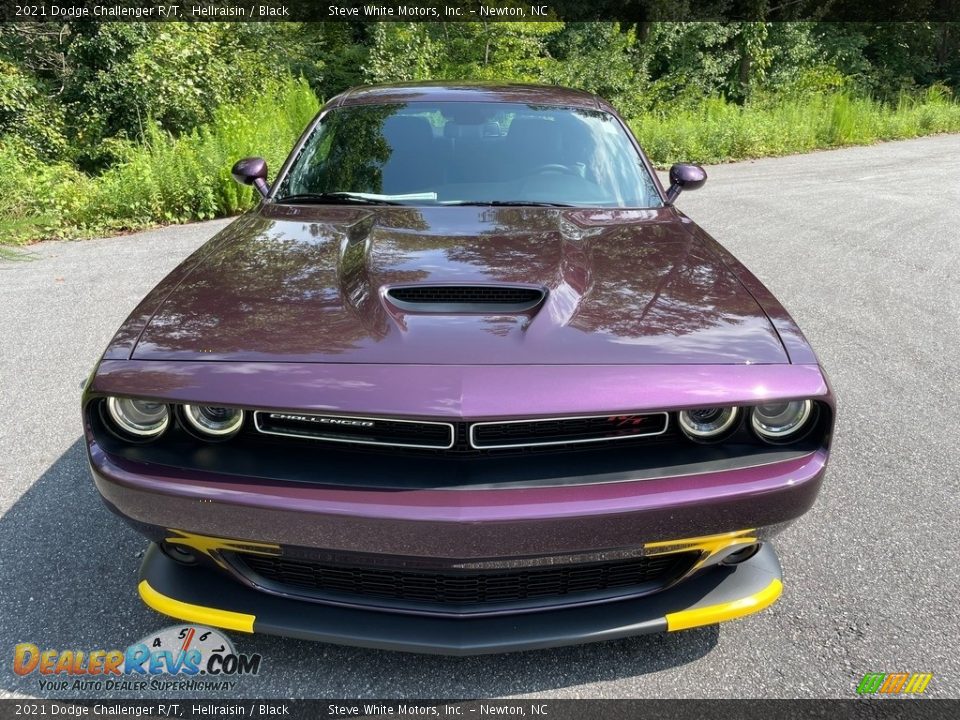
[275,102,663,208]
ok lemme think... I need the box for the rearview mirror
[231,157,270,199]
[666,163,707,203]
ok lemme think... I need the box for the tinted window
[277,102,662,208]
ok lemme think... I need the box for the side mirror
[231,157,270,199]
[666,163,707,203]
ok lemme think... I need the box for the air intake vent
[386,285,545,313]
[234,551,698,610]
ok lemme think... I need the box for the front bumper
[91,442,826,560]
[88,360,832,560]
[138,542,784,655]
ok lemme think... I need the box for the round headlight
[751,400,813,442]
[678,406,739,441]
[106,397,169,438]
[182,405,244,438]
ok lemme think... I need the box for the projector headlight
[106,397,169,439]
[751,400,814,443]
[677,406,739,442]
[182,405,245,438]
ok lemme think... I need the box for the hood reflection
[132,206,788,365]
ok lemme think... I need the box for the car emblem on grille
[268,414,375,428]
[608,414,648,428]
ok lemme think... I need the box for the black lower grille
[235,552,697,608]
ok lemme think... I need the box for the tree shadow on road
[0,439,718,698]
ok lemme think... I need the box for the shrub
[3,80,960,245]
[1,76,319,244]
[630,88,960,166]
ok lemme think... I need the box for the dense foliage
[1,21,958,243]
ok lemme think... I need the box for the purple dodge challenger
[83,83,834,654]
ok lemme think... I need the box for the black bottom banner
[0,700,956,720]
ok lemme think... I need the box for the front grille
[471,412,669,449]
[252,412,675,453]
[386,285,545,312]
[235,551,697,609]
[253,412,454,449]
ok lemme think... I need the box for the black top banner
[2,0,960,22]
[0,700,957,720]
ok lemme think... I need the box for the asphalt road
[1,135,958,700]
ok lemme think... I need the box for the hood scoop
[385,285,546,314]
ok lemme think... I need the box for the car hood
[131,206,788,365]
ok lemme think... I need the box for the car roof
[329,82,607,111]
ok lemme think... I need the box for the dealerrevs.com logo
[13,625,262,693]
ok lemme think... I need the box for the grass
[1,83,959,246]
[630,86,960,165]
[0,76,319,246]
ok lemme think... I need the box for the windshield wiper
[274,192,405,206]
[444,200,575,208]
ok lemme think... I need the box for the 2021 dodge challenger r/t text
[83,83,834,654]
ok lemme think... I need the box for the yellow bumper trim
[138,580,255,634]
[665,578,782,631]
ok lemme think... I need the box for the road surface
[1,135,958,699]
